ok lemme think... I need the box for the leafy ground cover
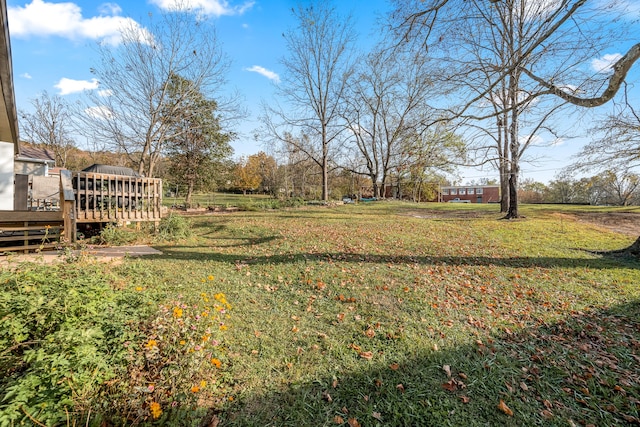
[1,201,639,426]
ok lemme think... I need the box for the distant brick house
[440,185,500,203]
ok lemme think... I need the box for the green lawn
[2,202,639,426]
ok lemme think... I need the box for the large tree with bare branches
[262,1,356,201]
[390,0,639,218]
[19,91,76,168]
[76,5,240,177]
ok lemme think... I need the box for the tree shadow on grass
[148,248,640,270]
[218,301,640,426]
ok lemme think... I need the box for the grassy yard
[2,202,639,426]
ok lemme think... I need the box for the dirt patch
[402,208,640,237]
[401,209,496,220]
[563,212,640,237]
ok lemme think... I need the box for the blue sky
[8,0,391,158]
[6,0,640,184]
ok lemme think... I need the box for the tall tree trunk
[185,181,195,208]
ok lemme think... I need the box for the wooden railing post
[60,170,76,243]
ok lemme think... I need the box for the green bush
[96,223,141,246]
[0,263,149,425]
[0,263,233,425]
[155,213,192,241]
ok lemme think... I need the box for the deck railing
[73,172,163,224]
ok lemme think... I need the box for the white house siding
[0,141,14,210]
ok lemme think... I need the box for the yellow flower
[191,385,200,393]
[202,334,210,342]
[135,286,144,291]
[179,340,186,345]
[149,401,162,419]
[208,275,215,281]
[201,311,209,317]
[211,358,222,368]
[145,339,158,349]
[219,325,228,331]
[173,307,183,318]
[200,380,207,388]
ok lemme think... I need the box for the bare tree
[341,48,436,198]
[76,5,239,177]
[263,1,356,201]
[390,0,636,218]
[19,91,76,168]
[575,89,640,172]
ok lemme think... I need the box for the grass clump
[156,213,193,240]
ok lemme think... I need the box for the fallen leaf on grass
[347,418,360,427]
[498,400,514,417]
[396,384,405,393]
[359,351,373,360]
[364,328,375,338]
[443,365,451,378]
[460,396,470,404]
[372,412,383,421]
[442,380,457,392]
[541,410,553,420]
[333,415,344,424]
[389,363,399,371]
[519,382,528,391]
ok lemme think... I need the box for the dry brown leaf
[442,380,457,392]
[359,351,373,360]
[498,399,514,417]
[364,328,376,338]
[372,412,383,421]
[519,381,528,392]
[333,415,344,424]
[396,384,405,393]
[347,417,360,427]
[541,410,553,420]
[443,365,452,378]
[389,363,400,371]
[208,415,220,427]
[460,395,470,404]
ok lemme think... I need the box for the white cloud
[244,65,280,83]
[21,72,32,79]
[98,3,122,15]
[85,105,113,119]
[8,0,145,46]
[591,53,623,73]
[149,0,254,17]
[54,77,99,95]
[97,89,113,97]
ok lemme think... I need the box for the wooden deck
[0,211,64,253]
[73,172,163,223]
[1,171,163,253]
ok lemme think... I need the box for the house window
[476,188,483,195]
[442,188,449,195]
[450,188,457,195]
[459,188,466,195]
[468,188,475,195]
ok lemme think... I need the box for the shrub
[155,213,192,241]
[96,223,141,246]
[0,264,232,425]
